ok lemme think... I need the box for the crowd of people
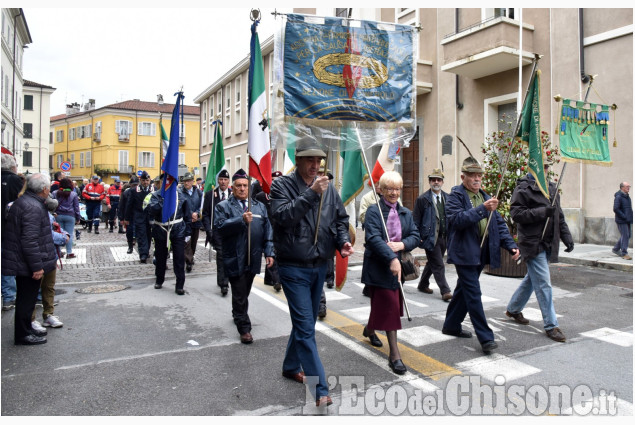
[1,146,632,407]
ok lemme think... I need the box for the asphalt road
[1,258,632,416]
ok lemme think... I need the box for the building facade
[195,8,633,245]
[22,79,55,175]
[1,8,32,170]
[50,99,200,184]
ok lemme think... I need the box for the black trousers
[325,256,334,284]
[184,227,200,265]
[135,217,152,258]
[154,231,185,289]
[215,244,229,288]
[15,275,41,341]
[419,236,451,295]
[229,272,255,335]
[264,257,280,285]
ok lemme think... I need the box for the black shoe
[31,328,47,337]
[362,286,370,297]
[94,227,99,235]
[175,288,185,295]
[87,228,92,233]
[273,282,282,292]
[109,227,114,233]
[186,264,192,273]
[481,340,498,354]
[442,328,473,338]
[118,226,125,234]
[127,246,134,254]
[363,327,383,347]
[140,256,147,263]
[326,281,334,289]
[318,305,327,319]
[388,358,407,375]
[15,334,47,345]
[154,283,163,289]
[264,280,274,286]
[221,286,228,296]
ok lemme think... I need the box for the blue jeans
[1,274,16,302]
[56,214,75,254]
[614,223,631,255]
[507,250,558,331]
[443,264,494,344]
[279,263,328,399]
[85,202,101,228]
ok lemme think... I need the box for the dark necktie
[241,200,247,212]
[436,195,446,235]
[221,192,225,201]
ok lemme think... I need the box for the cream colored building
[195,8,633,245]
[22,79,55,175]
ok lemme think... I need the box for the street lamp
[23,142,29,151]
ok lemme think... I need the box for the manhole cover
[76,284,129,294]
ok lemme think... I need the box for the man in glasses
[413,168,452,302]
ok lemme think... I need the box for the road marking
[62,248,86,264]
[456,353,541,382]
[398,325,456,347]
[110,246,138,262]
[519,307,563,322]
[324,290,351,301]
[251,279,461,383]
[580,328,633,347]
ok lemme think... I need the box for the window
[76,125,91,139]
[94,121,101,140]
[217,90,222,120]
[234,76,242,134]
[118,150,129,173]
[86,151,91,167]
[178,152,185,166]
[70,153,76,168]
[80,152,85,168]
[24,94,33,111]
[69,127,76,141]
[56,130,64,142]
[84,124,92,138]
[23,151,32,167]
[23,123,32,139]
[235,155,241,171]
[138,151,155,168]
[56,154,63,169]
[483,8,517,20]
[224,84,231,139]
[49,132,53,144]
[116,120,133,140]
[138,122,156,136]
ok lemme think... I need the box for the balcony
[118,133,130,142]
[94,164,135,177]
[416,60,433,95]
[93,132,101,142]
[179,136,186,146]
[441,16,534,79]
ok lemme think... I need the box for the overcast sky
[22,6,284,116]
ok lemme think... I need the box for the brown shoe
[418,286,433,294]
[316,395,333,407]
[546,327,566,342]
[442,293,452,302]
[66,253,76,259]
[506,310,529,325]
[623,254,632,260]
[282,370,306,384]
[240,332,253,344]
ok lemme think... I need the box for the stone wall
[563,208,632,247]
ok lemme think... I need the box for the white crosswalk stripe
[580,328,633,347]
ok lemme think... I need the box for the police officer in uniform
[120,176,139,254]
[146,175,192,295]
[125,171,154,263]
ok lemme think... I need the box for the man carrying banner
[506,159,574,342]
[270,141,354,407]
[214,169,274,343]
[442,157,519,354]
[146,175,192,295]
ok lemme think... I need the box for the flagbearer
[214,169,274,343]
[180,172,204,273]
[505,159,573,342]
[147,174,192,295]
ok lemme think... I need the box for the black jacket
[1,190,58,277]
[201,186,232,247]
[124,184,154,223]
[270,171,350,265]
[510,175,573,262]
[1,169,24,235]
[613,190,633,225]
[214,196,274,277]
[412,189,448,251]
[146,190,192,240]
[361,199,420,289]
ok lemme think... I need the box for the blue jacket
[613,190,633,224]
[179,185,203,229]
[361,199,420,290]
[446,184,517,268]
[146,190,192,240]
[52,190,81,221]
[214,196,274,277]
[412,189,448,251]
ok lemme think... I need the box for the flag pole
[480,53,541,248]
[540,75,596,240]
[356,129,412,321]
[208,119,221,262]
[314,149,330,245]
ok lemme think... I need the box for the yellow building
[50,99,200,184]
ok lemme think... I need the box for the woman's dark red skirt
[366,286,404,331]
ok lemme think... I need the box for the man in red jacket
[107,177,124,233]
[82,175,105,234]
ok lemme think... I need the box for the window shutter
[151,152,155,168]
[152,123,156,136]
[138,122,143,135]
[116,120,120,134]
[138,152,143,168]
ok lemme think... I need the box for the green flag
[160,121,169,160]
[204,121,225,192]
[516,69,549,199]
[340,128,368,206]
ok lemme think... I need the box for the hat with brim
[183,172,195,181]
[461,157,483,173]
[428,168,444,179]
[296,140,326,158]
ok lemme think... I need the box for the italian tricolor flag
[248,20,272,193]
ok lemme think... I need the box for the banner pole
[314,149,330,245]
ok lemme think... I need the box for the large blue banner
[283,14,414,123]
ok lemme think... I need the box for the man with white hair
[1,153,24,310]
[1,173,58,345]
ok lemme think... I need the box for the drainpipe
[455,8,463,110]
[579,9,590,84]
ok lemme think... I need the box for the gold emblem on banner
[313,53,388,89]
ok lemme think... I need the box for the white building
[1,8,32,171]
[22,79,55,175]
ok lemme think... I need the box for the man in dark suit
[201,169,231,296]
[412,168,452,301]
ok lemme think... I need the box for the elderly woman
[361,171,420,375]
[1,173,58,345]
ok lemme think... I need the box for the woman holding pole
[361,171,420,375]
